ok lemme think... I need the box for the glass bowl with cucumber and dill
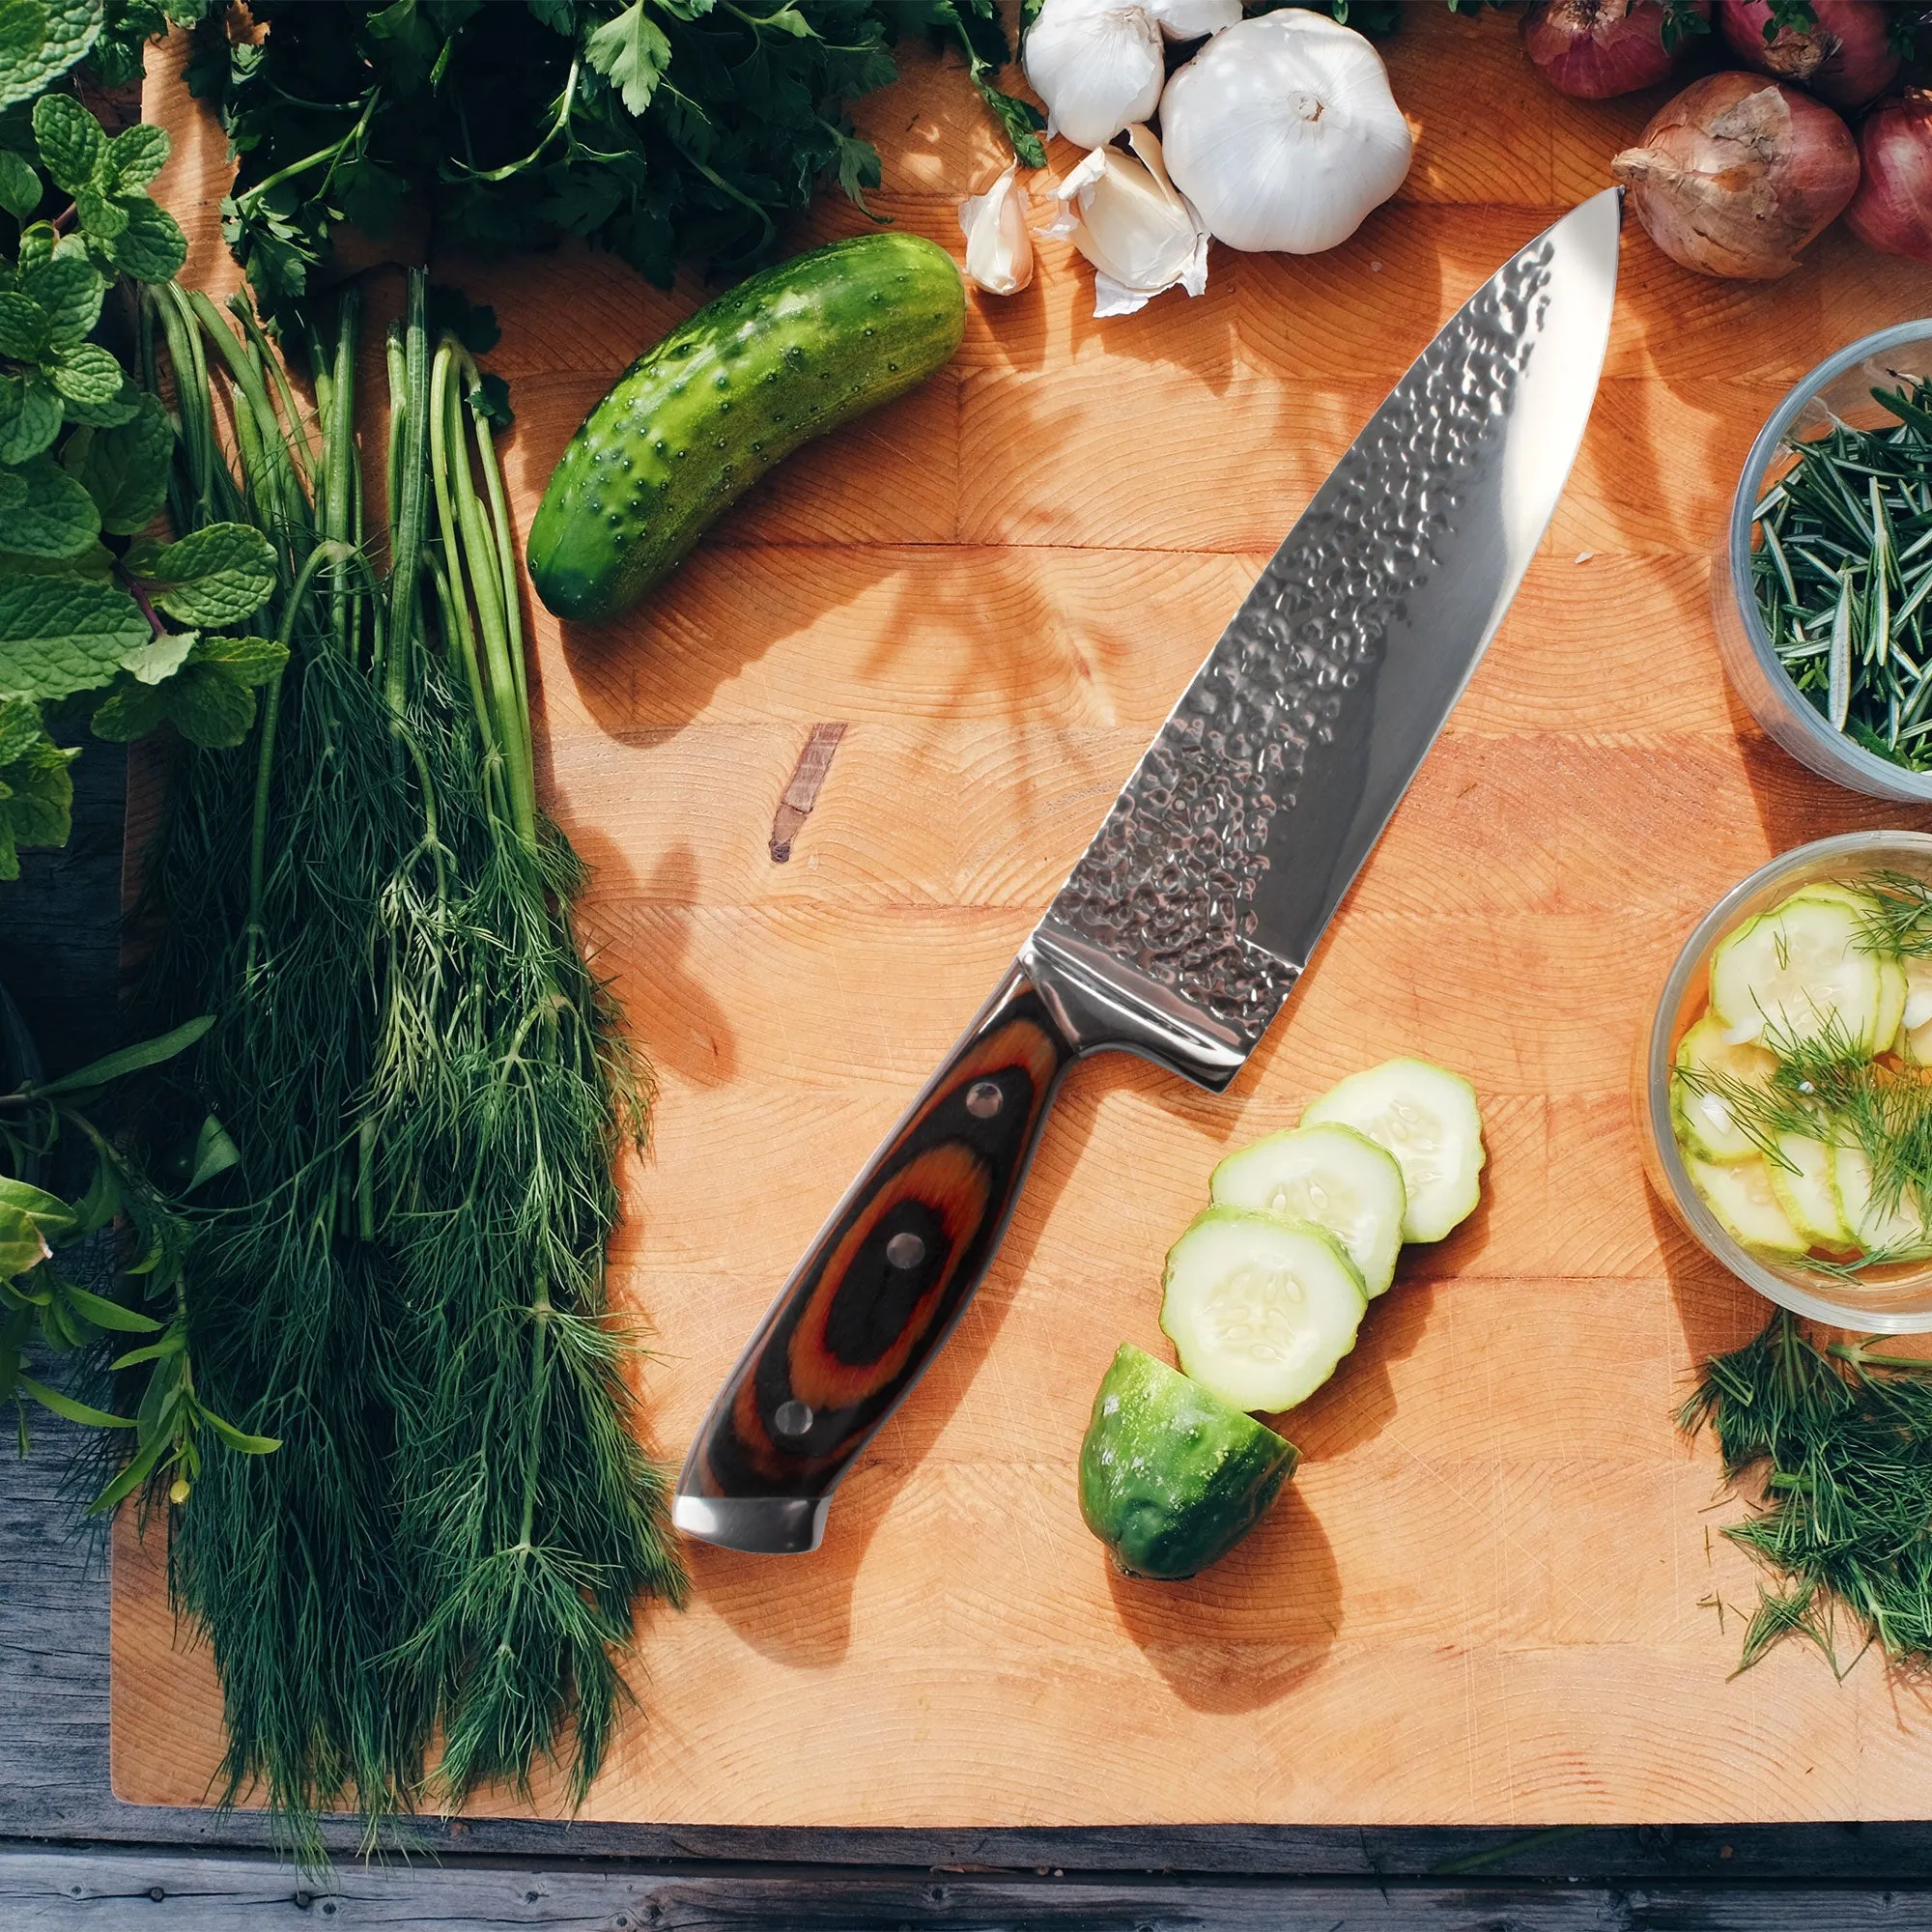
[1640,831,1932,1331]
[1717,322,1932,801]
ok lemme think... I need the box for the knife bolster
[1024,923,1269,1093]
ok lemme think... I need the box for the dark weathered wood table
[6,751,1932,1932]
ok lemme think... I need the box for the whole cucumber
[527,233,967,624]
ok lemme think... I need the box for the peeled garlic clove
[1023,0,1165,149]
[1160,11,1414,254]
[1146,0,1241,40]
[959,163,1035,296]
[1051,125,1209,318]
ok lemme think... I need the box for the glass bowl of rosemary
[1717,320,1932,800]
[1642,830,1932,1331]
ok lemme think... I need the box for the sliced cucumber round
[1159,1208,1367,1414]
[1876,956,1909,1056]
[1903,956,1932,1039]
[1208,1122,1406,1297]
[1709,895,1883,1052]
[1671,1015,1777,1164]
[1687,1153,1808,1259]
[1765,1132,1850,1249]
[1835,1145,1932,1260]
[1300,1058,1485,1242]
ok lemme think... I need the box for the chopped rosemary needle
[1753,377,1932,770]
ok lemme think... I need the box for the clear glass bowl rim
[1646,829,1932,1333]
[1727,319,1932,805]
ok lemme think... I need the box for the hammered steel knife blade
[674,188,1623,1556]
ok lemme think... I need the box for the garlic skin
[1049,124,1209,318]
[958,163,1035,296]
[1159,12,1414,254]
[1023,0,1165,149]
[1146,0,1241,41]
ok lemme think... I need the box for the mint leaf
[50,340,121,405]
[0,148,39,221]
[0,702,74,876]
[0,371,62,462]
[130,522,276,626]
[31,93,102,195]
[101,119,165,193]
[73,184,125,238]
[0,454,99,556]
[194,631,285,679]
[0,0,103,112]
[583,1,671,116]
[92,629,284,747]
[62,391,169,532]
[0,541,110,579]
[0,570,148,698]
[119,628,191,684]
[17,244,102,350]
[0,290,47,358]
[59,375,137,427]
[103,194,183,280]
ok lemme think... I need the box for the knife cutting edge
[673,187,1624,1556]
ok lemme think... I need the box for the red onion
[1611,72,1861,278]
[1847,91,1932,264]
[1520,0,1708,99]
[1717,0,1900,111]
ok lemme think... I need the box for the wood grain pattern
[112,11,1932,1829]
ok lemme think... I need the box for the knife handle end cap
[672,1492,829,1555]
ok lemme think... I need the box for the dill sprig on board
[1684,1311,1932,1678]
[135,276,686,1865]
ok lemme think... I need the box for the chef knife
[674,187,1623,1555]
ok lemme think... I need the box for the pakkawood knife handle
[672,959,1078,1554]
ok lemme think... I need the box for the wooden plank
[14,1847,1932,1931]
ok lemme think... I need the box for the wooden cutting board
[113,11,1932,1827]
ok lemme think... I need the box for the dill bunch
[132,274,685,1862]
[1683,1311,1932,1678]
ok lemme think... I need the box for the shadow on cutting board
[1106,1485,1340,1714]
[686,1057,1111,1668]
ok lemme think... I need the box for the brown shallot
[1717,0,1900,112]
[1846,91,1932,265]
[1520,0,1707,99]
[1611,71,1860,278]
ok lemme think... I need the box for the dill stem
[185,290,309,554]
[231,295,318,492]
[457,350,532,803]
[385,277,431,715]
[325,293,357,655]
[245,544,342,980]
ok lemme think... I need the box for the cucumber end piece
[1078,1343,1297,1581]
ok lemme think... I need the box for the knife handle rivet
[965,1080,1004,1120]
[886,1231,926,1269]
[774,1400,813,1438]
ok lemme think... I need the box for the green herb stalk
[138,276,684,1862]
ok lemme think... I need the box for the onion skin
[1716,0,1900,111]
[1847,91,1932,265]
[1520,0,1708,99]
[1611,71,1860,278]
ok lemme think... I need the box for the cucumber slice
[1709,895,1883,1052]
[1300,1058,1486,1242]
[1671,1015,1777,1164]
[1687,1153,1808,1259]
[1159,1208,1368,1414]
[1078,1344,1297,1579]
[1835,1145,1932,1259]
[1765,1133,1850,1248]
[1903,957,1932,1039]
[1208,1122,1406,1297]
[1876,956,1909,1055]
[1905,1015,1932,1065]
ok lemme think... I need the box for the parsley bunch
[0,2,287,879]
[185,0,1041,327]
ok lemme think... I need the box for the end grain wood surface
[107,9,1932,1832]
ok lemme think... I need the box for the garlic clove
[1023,0,1166,150]
[1159,11,1414,255]
[1145,0,1241,41]
[1052,125,1210,318]
[958,162,1035,296]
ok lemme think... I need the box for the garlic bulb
[958,163,1035,296]
[1159,12,1413,254]
[1049,125,1209,318]
[1023,0,1165,149]
[1146,0,1241,40]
